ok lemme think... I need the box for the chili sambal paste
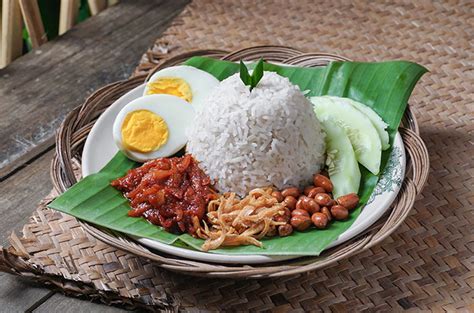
[111,154,217,235]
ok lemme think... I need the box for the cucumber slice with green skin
[324,96,390,150]
[311,96,382,175]
[321,119,361,198]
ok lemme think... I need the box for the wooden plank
[0,0,23,68]
[34,293,129,312]
[0,1,2,55]
[0,149,127,311]
[88,0,107,15]
[0,150,53,245]
[0,1,188,309]
[2,0,180,89]
[59,0,78,35]
[0,149,121,312]
[0,150,55,310]
[0,0,189,179]
[0,148,130,311]
[19,0,47,48]
[0,273,54,312]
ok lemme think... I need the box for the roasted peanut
[283,196,297,210]
[281,187,300,198]
[302,196,320,214]
[274,212,290,223]
[296,197,305,211]
[307,187,325,198]
[271,191,284,202]
[331,205,349,220]
[321,206,332,222]
[304,185,315,196]
[336,193,359,210]
[314,193,334,207]
[290,215,312,231]
[311,212,329,229]
[313,174,333,192]
[278,224,293,236]
[291,208,309,217]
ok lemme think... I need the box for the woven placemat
[1,0,473,311]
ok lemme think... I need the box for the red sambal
[111,154,217,235]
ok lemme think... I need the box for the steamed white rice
[186,71,325,196]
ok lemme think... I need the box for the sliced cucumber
[326,96,390,150]
[311,96,382,175]
[321,119,361,198]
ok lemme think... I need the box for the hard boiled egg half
[113,94,195,162]
[144,65,219,111]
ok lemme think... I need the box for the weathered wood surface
[0,0,188,311]
[0,151,53,246]
[0,0,23,68]
[0,151,54,312]
[0,274,54,313]
[0,0,189,179]
[0,143,130,313]
[19,0,48,48]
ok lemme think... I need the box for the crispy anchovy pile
[197,187,286,251]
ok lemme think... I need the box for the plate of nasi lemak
[49,55,426,264]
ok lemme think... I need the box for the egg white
[113,94,195,162]
[144,65,219,111]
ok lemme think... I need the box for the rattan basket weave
[51,46,429,279]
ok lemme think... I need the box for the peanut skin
[278,224,293,236]
[336,193,360,210]
[283,196,297,210]
[313,174,333,192]
[296,197,306,211]
[290,215,312,231]
[311,212,328,229]
[291,208,310,218]
[302,196,320,214]
[271,191,284,202]
[331,205,349,220]
[321,206,332,222]
[307,187,325,198]
[304,185,315,196]
[314,193,334,207]
[281,187,300,198]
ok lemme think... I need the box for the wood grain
[88,0,107,15]
[0,151,52,245]
[0,0,189,179]
[59,0,79,35]
[0,274,53,312]
[0,151,54,311]
[19,0,47,48]
[0,151,126,310]
[0,0,23,68]
[0,1,188,310]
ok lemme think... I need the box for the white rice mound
[186,71,326,196]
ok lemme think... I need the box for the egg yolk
[121,110,169,153]
[146,77,193,103]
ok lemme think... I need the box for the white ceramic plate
[82,83,406,264]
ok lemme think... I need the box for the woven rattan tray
[51,46,429,278]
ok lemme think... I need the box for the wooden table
[0,0,188,311]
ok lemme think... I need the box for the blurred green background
[22,0,91,52]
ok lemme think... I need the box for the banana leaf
[48,57,426,255]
